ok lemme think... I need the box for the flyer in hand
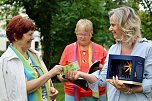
[61,61,80,76]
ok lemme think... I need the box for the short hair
[75,19,93,34]
[6,15,35,43]
[108,6,141,47]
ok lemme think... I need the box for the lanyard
[10,45,51,101]
[74,42,96,67]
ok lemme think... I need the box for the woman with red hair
[0,15,63,101]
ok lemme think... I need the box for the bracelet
[124,87,133,95]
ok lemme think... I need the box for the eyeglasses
[76,33,91,37]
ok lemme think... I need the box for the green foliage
[140,0,152,20]
[0,0,22,23]
[139,11,152,40]
[0,0,152,69]
[0,51,4,56]
[51,0,114,63]
[53,83,64,101]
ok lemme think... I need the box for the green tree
[0,0,114,68]
[139,10,152,40]
[140,0,152,20]
[140,0,152,39]
[50,0,114,63]
[0,0,58,68]
[21,0,59,68]
[1,0,151,69]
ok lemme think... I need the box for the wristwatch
[124,87,133,95]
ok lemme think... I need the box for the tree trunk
[40,25,53,69]
[22,0,56,69]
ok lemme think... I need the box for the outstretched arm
[26,65,63,93]
[65,71,98,84]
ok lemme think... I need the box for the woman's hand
[108,76,130,92]
[57,71,81,82]
[49,65,63,78]
[65,71,98,84]
[65,71,82,80]
[57,74,69,82]
[49,87,58,101]
[65,71,76,80]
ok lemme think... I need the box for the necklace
[77,43,92,67]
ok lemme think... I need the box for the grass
[0,64,104,101]
[54,82,65,101]
[53,82,108,101]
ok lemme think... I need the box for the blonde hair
[75,19,93,34]
[108,6,141,47]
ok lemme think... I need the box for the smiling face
[15,30,34,50]
[109,15,123,41]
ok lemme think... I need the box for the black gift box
[106,54,145,85]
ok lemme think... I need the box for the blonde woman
[66,6,152,101]
[58,19,107,101]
